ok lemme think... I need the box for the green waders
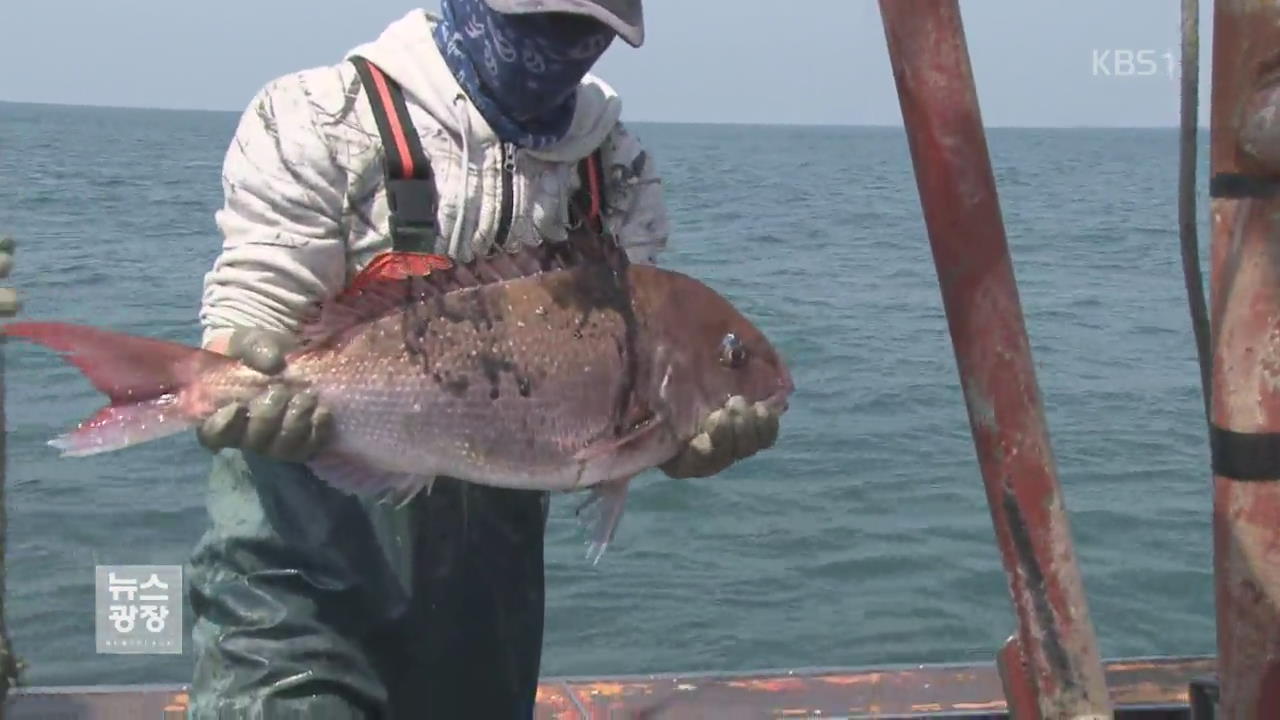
[187,449,549,719]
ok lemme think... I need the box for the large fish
[5,245,793,561]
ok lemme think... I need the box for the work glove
[0,235,19,317]
[660,395,780,479]
[197,328,334,462]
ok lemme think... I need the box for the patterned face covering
[432,0,616,149]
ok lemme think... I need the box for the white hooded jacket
[199,8,671,345]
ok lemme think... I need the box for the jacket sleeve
[199,71,349,346]
[599,122,671,266]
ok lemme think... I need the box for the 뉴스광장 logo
[95,565,182,655]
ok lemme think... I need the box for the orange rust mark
[580,682,627,698]
[1110,680,1191,704]
[1238,485,1280,525]
[953,700,1009,711]
[1103,658,1216,676]
[725,677,810,692]
[818,672,883,686]
[778,709,818,717]
[1105,660,1171,672]
[534,687,577,709]
[573,681,653,698]
[911,702,947,712]
[163,691,190,713]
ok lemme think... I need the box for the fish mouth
[763,370,795,414]
[763,392,790,414]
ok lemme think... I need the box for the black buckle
[387,178,437,252]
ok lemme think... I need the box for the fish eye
[719,333,748,369]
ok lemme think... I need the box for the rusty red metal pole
[877,3,1112,717]
[1207,2,1280,717]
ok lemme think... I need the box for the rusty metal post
[877,3,1112,718]
[1180,0,1211,423]
[0,235,15,705]
[1206,2,1280,717]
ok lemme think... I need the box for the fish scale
[286,269,641,486]
[4,244,794,562]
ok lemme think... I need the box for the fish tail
[47,398,196,457]
[4,321,231,456]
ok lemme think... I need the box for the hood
[345,8,623,162]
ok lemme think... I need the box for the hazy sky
[1,0,1212,127]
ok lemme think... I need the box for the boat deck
[4,655,1215,718]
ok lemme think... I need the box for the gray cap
[483,0,645,47]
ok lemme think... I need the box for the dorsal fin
[339,251,454,298]
[298,242,588,346]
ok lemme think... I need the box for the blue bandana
[432,0,615,149]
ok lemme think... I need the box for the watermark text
[95,565,182,654]
[1092,49,1179,79]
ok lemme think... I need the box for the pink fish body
[7,247,794,561]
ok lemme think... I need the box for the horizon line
[0,97,1210,131]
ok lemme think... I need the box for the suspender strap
[350,55,437,252]
[574,148,608,236]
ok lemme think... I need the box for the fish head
[634,266,794,437]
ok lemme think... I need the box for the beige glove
[197,328,333,462]
[660,395,780,479]
[0,236,19,317]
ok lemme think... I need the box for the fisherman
[189,1,785,717]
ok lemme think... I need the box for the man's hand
[197,328,334,462]
[660,395,781,479]
[0,236,20,317]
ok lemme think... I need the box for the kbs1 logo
[1092,49,1179,79]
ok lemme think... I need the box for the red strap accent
[365,63,416,179]
[586,152,602,229]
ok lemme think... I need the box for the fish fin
[343,251,455,295]
[308,451,435,501]
[299,252,454,346]
[4,322,228,456]
[298,243,582,346]
[381,476,436,509]
[576,477,633,565]
[4,321,229,403]
[573,414,664,464]
[48,396,197,457]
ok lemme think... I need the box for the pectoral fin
[575,477,633,565]
[308,451,435,505]
[572,414,664,464]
